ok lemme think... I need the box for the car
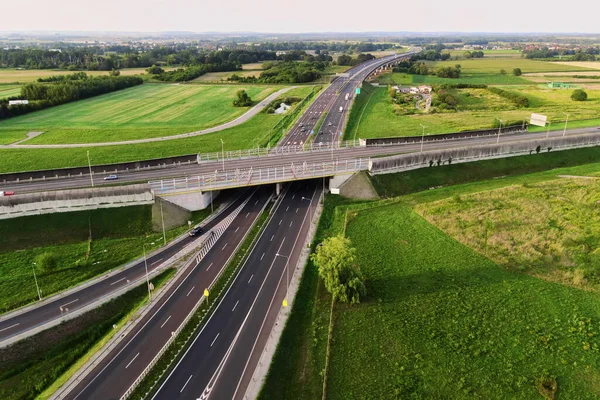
[327,122,333,126]
[189,226,203,237]
[104,174,119,180]
[0,191,15,196]
[301,128,306,132]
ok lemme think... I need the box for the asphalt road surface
[153,180,320,400]
[61,186,272,400]
[0,189,243,345]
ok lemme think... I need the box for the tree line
[0,73,142,120]
[229,61,326,84]
[336,53,375,66]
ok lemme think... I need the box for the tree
[388,85,397,100]
[513,68,522,76]
[109,69,120,76]
[36,252,58,273]
[146,65,164,75]
[311,236,366,304]
[233,89,253,107]
[500,69,507,75]
[571,89,588,101]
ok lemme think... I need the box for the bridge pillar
[276,183,282,196]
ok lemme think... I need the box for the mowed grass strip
[0,84,279,144]
[0,85,314,173]
[325,201,600,399]
[0,84,21,99]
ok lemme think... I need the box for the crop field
[0,84,280,144]
[321,200,600,399]
[346,83,600,139]
[0,85,315,172]
[0,67,157,83]
[551,61,600,70]
[0,84,21,99]
[416,178,600,289]
[0,205,210,312]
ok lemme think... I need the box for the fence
[151,158,370,194]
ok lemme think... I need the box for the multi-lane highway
[61,186,272,400]
[0,190,245,345]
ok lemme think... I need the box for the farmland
[0,84,21,99]
[0,84,280,144]
[193,62,264,82]
[0,85,315,172]
[0,68,157,84]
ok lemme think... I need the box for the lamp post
[31,262,42,301]
[220,138,225,172]
[276,253,290,306]
[419,124,427,152]
[86,150,94,187]
[563,112,569,137]
[495,118,503,144]
[143,242,155,301]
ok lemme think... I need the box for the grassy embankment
[260,147,600,399]
[0,205,209,313]
[0,85,315,173]
[0,84,280,145]
[0,269,175,400]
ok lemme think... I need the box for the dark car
[189,226,203,237]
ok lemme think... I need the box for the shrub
[571,89,588,102]
[232,90,253,107]
[488,87,529,108]
[36,252,58,273]
[146,65,164,75]
[513,68,522,76]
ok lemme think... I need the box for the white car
[104,174,119,180]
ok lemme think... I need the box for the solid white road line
[110,277,126,286]
[125,353,139,369]
[207,262,213,271]
[210,333,220,347]
[160,315,172,328]
[186,286,195,297]
[232,301,239,312]
[150,258,163,266]
[248,275,253,284]
[60,298,79,308]
[180,375,193,393]
[0,323,19,333]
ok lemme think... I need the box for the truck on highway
[339,106,343,113]
[345,93,350,101]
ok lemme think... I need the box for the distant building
[418,85,432,94]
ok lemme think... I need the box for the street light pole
[220,138,225,172]
[143,242,155,301]
[563,113,569,137]
[495,118,503,144]
[86,150,94,187]
[31,262,42,301]
[419,124,427,152]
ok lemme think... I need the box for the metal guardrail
[150,158,370,194]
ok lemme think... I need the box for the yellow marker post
[282,298,288,307]
[204,289,209,306]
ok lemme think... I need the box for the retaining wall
[369,132,600,174]
[0,184,154,219]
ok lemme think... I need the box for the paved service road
[153,180,320,400]
[61,186,272,400]
[0,189,243,345]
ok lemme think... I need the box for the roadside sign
[530,113,548,127]
[339,132,343,136]
[283,298,288,307]
[311,129,314,135]
[355,88,361,95]
[204,289,209,297]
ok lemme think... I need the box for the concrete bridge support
[159,190,220,212]
[276,183,282,196]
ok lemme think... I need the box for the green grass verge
[128,200,273,400]
[0,269,175,400]
[0,84,279,145]
[0,206,209,313]
[343,82,377,141]
[0,86,315,173]
[0,84,21,99]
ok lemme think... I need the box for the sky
[3,0,600,33]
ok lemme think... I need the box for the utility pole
[563,113,569,137]
[419,124,427,152]
[86,150,94,187]
[495,118,503,144]
[31,262,42,301]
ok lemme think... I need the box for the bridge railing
[150,158,370,193]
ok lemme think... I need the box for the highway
[0,189,244,345]
[61,186,272,400]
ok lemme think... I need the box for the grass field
[346,82,600,139]
[0,84,280,144]
[551,61,600,70]
[0,84,21,99]
[0,85,315,173]
[0,269,173,400]
[416,179,600,289]
[0,205,209,312]
[0,68,158,83]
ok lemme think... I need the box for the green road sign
[355,88,361,95]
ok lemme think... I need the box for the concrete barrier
[0,184,154,219]
[369,132,600,175]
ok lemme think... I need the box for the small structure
[418,85,432,94]
[547,82,574,89]
[274,103,291,115]
[8,100,28,106]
